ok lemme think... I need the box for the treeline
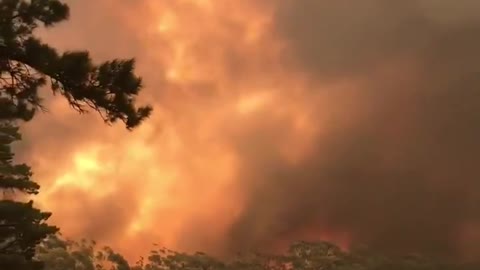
[1,0,149,269]
[36,236,479,270]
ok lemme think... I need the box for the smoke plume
[14,0,480,262]
[226,0,480,260]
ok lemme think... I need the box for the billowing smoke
[15,0,480,262]
[225,0,480,260]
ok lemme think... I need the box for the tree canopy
[0,0,152,128]
[35,237,480,270]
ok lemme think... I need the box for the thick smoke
[226,0,480,260]
[15,0,480,262]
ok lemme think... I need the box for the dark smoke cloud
[226,0,480,260]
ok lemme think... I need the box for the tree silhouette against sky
[0,1,152,269]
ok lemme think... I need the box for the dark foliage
[0,0,152,128]
[36,238,480,270]
[1,1,153,269]
[0,122,58,270]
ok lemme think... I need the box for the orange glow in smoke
[21,0,339,260]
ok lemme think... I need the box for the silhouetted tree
[0,0,152,128]
[35,238,480,270]
[1,0,153,268]
[0,121,57,270]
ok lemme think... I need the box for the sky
[13,0,480,262]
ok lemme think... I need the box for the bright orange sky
[15,0,480,261]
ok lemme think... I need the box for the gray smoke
[225,0,480,261]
